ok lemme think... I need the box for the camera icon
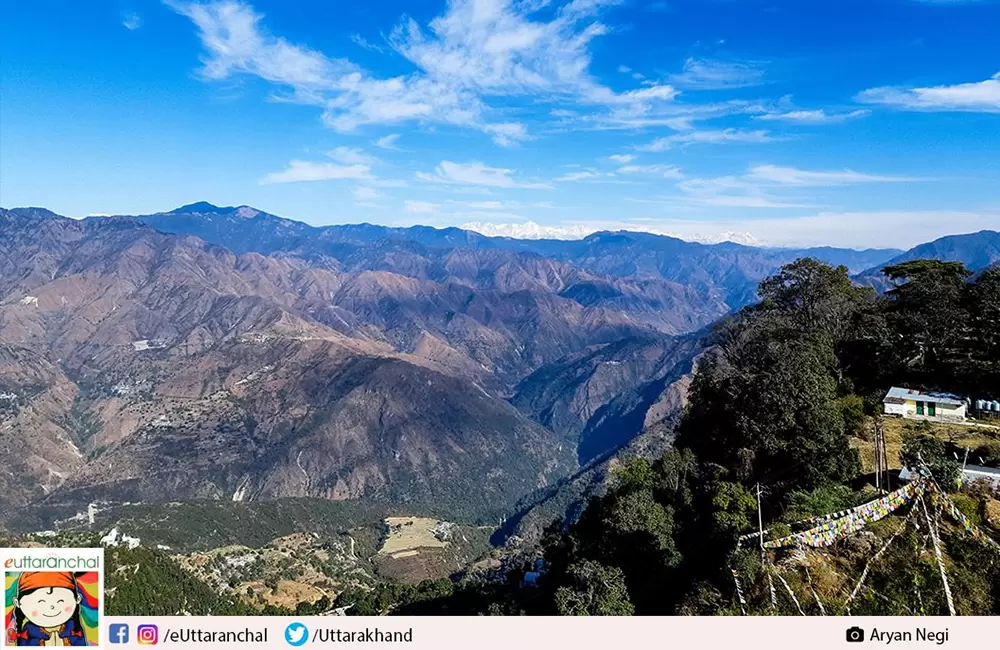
[846,626,865,643]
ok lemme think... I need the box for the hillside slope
[0,209,575,521]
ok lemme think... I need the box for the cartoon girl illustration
[10,572,88,646]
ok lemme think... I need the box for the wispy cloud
[373,133,402,150]
[636,128,774,151]
[554,169,621,182]
[617,164,684,179]
[857,73,1000,113]
[353,186,384,201]
[756,108,871,124]
[416,161,553,189]
[122,12,142,30]
[676,176,816,209]
[608,153,635,163]
[746,164,916,186]
[669,163,919,209]
[169,0,680,145]
[404,200,440,213]
[166,1,353,90]
[327,146,378,165]
[450,200,526,210]
[584,99,769,131]
[350,33,386,54]
[668,57,766,90]
[260,160,373,184]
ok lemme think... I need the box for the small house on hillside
[883,386,967,422]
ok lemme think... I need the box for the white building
[883,386,967,422]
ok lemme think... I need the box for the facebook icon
[109,624,130,644]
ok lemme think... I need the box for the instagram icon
[137,624,159,645]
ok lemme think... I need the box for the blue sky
[2,0,998,248]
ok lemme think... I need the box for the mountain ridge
[2,204,996,533]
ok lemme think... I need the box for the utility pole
[874,418,889,492]
[874,419,881,491]
[756,482,765,554]
[883,419,890,491]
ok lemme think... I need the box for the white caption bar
[97,615,994,650]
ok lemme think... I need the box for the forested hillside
[380,259,1000,616]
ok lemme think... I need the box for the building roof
[964,465,1000,478]
[883,386,965,407]
[899,465,1000,483]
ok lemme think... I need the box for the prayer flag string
[760,480,925,549]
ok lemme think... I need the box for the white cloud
[587,99,769,131]
[668,57,766,90]
[556,170,599,182]
[746,165,915,186]
[608,154,635,163]
[756,109,871,124]
[166,1,352,90]
[857,73,1000,113]
[374,133,402,149]
[668,163,919,210]
[613,84,679,103]
[404,200,441,213]
[617,164,684,179]
[122,12,142,30]
[327,146,378,165]
[353,186,383,201]
[482,122,530,147]
[636,128,774,151]
[260,160,373,184]
[170,0,679,145]
[675,176,815,209]
[350,33,386,53]
[617,64,632,73]
[454,200,517,209]
[416,161,553,189]
[370,178,410,188]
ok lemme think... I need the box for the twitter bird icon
[285,622,309,647]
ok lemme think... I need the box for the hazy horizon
[9,199,999,252]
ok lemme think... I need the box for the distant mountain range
[856,229,1000,288]
[1,203,996,531]
[129,202,905,310]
